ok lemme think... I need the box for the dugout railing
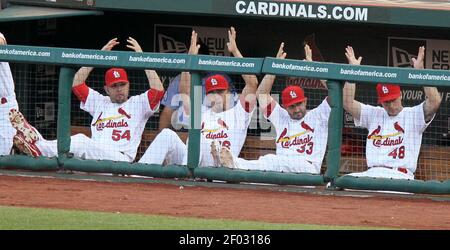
[0,45,450,194]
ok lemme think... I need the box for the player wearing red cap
[219,43,331,173]
[11,38,164,162]
[138,27,258,167]
[343,46,441,179]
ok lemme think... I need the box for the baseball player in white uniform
[219,43,330,173]
[138,27,258,167]
[343,46,441,180]
[11,38,165,162]
[0,32,20,156]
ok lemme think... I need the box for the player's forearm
[242,74,258,94]
[343,82,356,107]
[158,106,174,131]
[423,86,442,111]
[255,74,276,109]
[145,70,164,91]
[179,72,191,96]
[257,75,275,96]
[229,46,257,88]
[179,71,191,116]
[73,67,94,87]
[230,47,243,59]
[343,81,362,120]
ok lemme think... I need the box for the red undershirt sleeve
[72,83,89,103]
[148,88,165,110]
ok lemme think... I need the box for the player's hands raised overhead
[412,46,425,69]
[126,37,144,53]
[345,46,362,65]
[188,30,200,55]
[227,26,238,55]
[276,42,287,59]
[304,44,312,62]
[102,38,120,51]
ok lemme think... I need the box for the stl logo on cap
[282,85,306,108]
[205,74,229,94]
[113,70,121,79]
[376,83,401,103]
[290,90,297,99]
[105,68,129,87]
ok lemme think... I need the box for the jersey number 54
[112,129,131,141]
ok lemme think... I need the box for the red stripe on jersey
[148,88,165,110]
[72,83,89,103]
[239,95,256,113]
[263,100,277,118]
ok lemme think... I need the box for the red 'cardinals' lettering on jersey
[356,103,434,174]
[199,102,254,167]
[92,109,131,131]
[80,88,158,160]
[368,122,405,148]
[266,99,330,169]
[201,118,230,140]
[277,122,315,149]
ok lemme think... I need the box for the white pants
[0,137,13,155]
[36,133,132,162]
[347,167,414,180]
[234,154,320,174]
[0,61,18,155]
[0,103,17,155]
[139,128,187,165]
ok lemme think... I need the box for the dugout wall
[1,0,450,193]
[1,44,450,193]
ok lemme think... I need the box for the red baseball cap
[376,83,401,103]
[105,68,129,87]
[205,74,229,94]
[282,85,307,108]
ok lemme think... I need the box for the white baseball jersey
[199,99,255,167]
[80,87,159,160]
[355,103,433,173]
[265,99,330,169]
[0,60,19,155]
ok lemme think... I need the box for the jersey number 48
[388,146,405,159]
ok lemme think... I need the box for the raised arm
[227,27,258,99]
[256,43,286,110]
[72,38,119,87]
[127,37,163,91]
[412,46,442,122]
[304,43,328,91]
[178,30,201,116]
[343,46,363,121]
[179,31,199,98]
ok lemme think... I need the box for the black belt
[1,97,6,104]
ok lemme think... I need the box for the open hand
[102,38,120,51]
[126,37,143,52]
[345,46,362,65]
[411,46,425,69]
